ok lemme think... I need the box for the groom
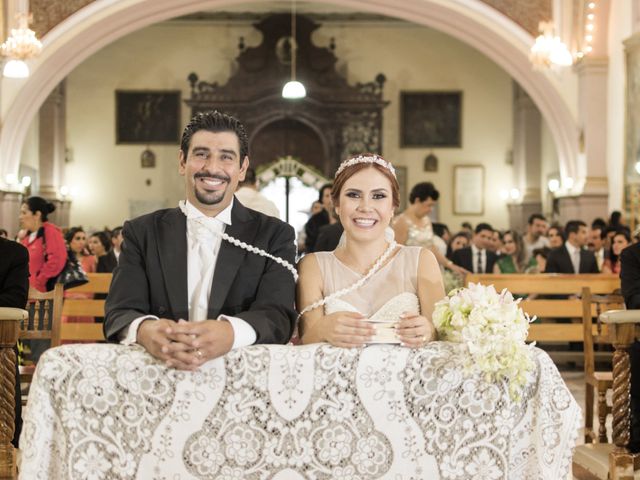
[104,111,297,370]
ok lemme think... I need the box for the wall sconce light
[547,178,560,193]
[1,9,42,79]
[509,188,521,200]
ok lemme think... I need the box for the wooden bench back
[21,284,64,347]
[61,273,112,341]
[464,274,621,342]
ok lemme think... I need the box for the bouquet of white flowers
[432,282,536,400]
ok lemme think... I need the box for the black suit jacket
[451,246,497,273]
[104,201,297,344]
[0,237,29,308]
[97,250,118,273]
[544,244,599,273]
[621,243,640,309]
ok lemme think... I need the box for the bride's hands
[396,312,437,348]
[322,311,375,348]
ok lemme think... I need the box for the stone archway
[0,0,578,188]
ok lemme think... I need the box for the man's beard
[194,172,230,205]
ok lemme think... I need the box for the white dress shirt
[121,199,257,349]
[565,241,581,273]
[471,244,486,273]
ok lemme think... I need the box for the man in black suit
[0,237,29,447]
[620,242,640,452]
[545,220,599,273]
[97,226,122,273]
[314,220,343,252]
[105,111,297,370]
[451,223,497,273]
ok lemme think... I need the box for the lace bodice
[405,219,434,247]
[314,246,422,342]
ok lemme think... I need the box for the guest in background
[602,230,631,274]
[547,225,565,249]
[494,230,531,273]
[62,227,95,326]
[0,236,29,447]
[490,229,504,255]
[304,183,335,253]
[234,167,280,218]
[545,220,599,273]
[394,182,464,274]
[609,210,625,230]
[450,223,497,274]
[446,232,469,260]
[588,226,607,272]
[88,231,111,261]
[592,217,607,232]
[460,222,473,237]
[97,226,123,273]
[310,201,323,216]
[525,247,551,274]
[523,214,549,262]
[314,219,344,253]
[19,196,67,292]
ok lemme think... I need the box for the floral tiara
[335,154,396,179]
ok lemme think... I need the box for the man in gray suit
[105,111,296,370]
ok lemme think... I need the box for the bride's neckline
[331,245,402,277]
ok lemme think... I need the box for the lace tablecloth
[19,342,580,479]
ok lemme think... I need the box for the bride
[297,154,445,348]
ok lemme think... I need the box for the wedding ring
[195,349,203,359]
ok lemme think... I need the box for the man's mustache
[194,172,230,182]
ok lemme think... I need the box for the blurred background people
[494,230,531,273]
[303,183,335,253]
[97,226,122,273]
[19,196,67,292]
[446,232,470,261]
[235,167,280,218]
[602,230,631,274]
[62,227,95,326]
[523,214,549,262]
[545,220,599,273]
[547,225,565,249]
[450,223,497,273]
[588,225,607,271]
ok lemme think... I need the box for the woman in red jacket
[19,196,67,292]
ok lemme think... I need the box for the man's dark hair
[180,111,249,161]
[591,225,606,240]
[528,213,546,225]
[609,210,623,228]
[591,217,607,230]
[111,226,123,238]
[461,221,473,230]
[474,222,493,234]
[240,167,257,187]
[409,182,439,203]
[565,220,586,236]
[532,246,551,260]
[433,222,449,238]
[318,184,332,202]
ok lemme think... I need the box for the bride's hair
[331,154,400,208]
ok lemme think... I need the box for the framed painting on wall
[116,90,181,144]
[400,91,462,148]
[453,165,484,215]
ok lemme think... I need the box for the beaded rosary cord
[298,240,398,319]
[178,201,299,282]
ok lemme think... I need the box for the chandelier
[282,0,306,99]
[1,12,42,78]
[529,21,572,70]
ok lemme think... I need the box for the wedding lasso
[178,201,299,281]
[297,239,398,318]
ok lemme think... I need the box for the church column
[556,57,609,223]
[507,83,543,232]
[37,81,70,227]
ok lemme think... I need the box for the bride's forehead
[342,168,390,189]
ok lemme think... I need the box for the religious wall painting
[400,91,462,148]
[453,164,484,215]
[116,90,181,144]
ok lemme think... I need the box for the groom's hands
[137,318,234,370]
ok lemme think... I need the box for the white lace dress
[314,246,422,342]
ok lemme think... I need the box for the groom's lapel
[156,209,189,318]
[209,201,258,317]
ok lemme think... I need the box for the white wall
[61,19,514,231]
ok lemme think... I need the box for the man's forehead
[189,130,240,151]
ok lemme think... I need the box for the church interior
[0,1,638,479]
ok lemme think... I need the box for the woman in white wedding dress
[297,154,445,348]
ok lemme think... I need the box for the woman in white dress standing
[297,154,445,348]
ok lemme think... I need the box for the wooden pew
[60,273,112,342]
[465,274,620,343]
